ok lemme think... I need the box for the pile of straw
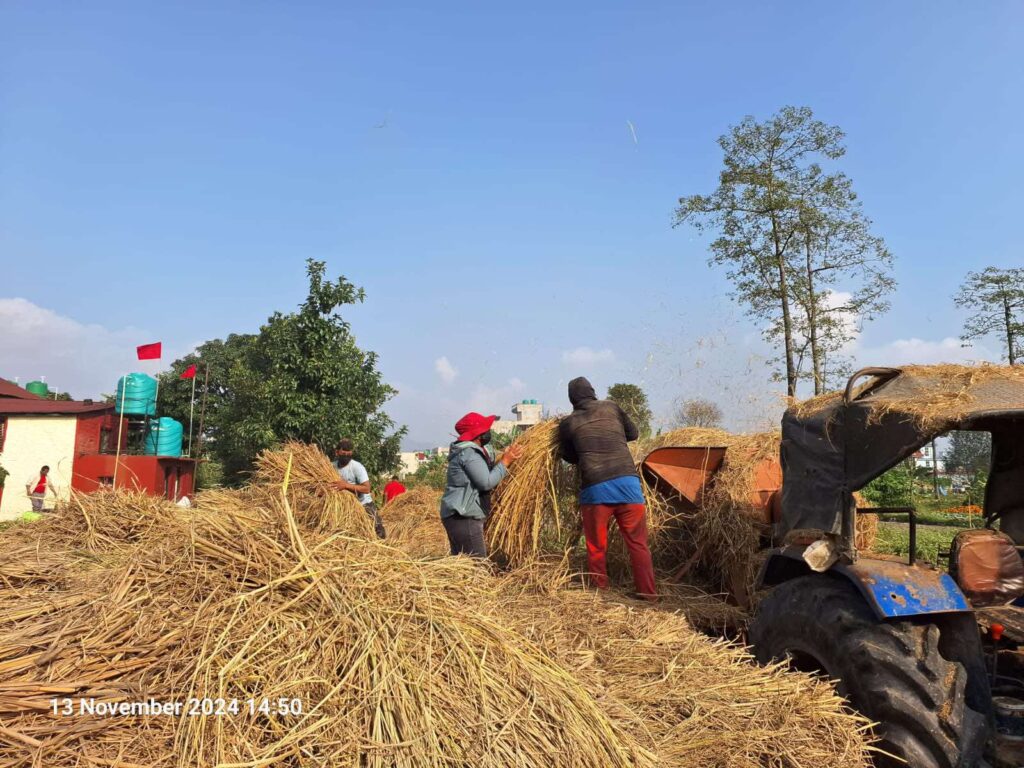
[0,499,645,766]
[383,486,449,557]
[790,363,1024,432]
[0,443,873,767]
[498,568,871,766]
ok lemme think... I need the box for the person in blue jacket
[439,412,524,557]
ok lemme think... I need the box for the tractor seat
[949,529,1024,607]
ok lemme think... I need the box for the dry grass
[790,363,1024,432]
[383,486,449,557]
[499,568,872,767]
[486,420,579,564]
[250,441,375,537]
[0,443,873,767]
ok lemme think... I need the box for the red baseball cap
[455,412,498,442]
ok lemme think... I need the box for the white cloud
[561,347,616,366]
[0,298,175,399]
[466,377,527,418]
[853,336,996,367]
[434,356,458,384]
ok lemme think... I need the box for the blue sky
[2,1,1022,448]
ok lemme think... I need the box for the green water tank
[26,381,49,397]
[115,373,158,416]
[144,417,184,457]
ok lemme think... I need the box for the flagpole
[196,364,210,460]
[186,372,197,458]
[113,375,128,488]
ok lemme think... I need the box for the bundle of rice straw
[486,420,579,564]
[383,486,449,557]
[0,451,873,767]
[250,440,375,537]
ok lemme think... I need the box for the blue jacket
[440,441,507,520]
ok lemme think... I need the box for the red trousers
[580,503,657,598]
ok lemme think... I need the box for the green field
[873,522,966,565]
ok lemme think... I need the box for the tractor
[642,366,1024,767]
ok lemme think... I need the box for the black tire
[750,575,990,768]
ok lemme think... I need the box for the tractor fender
[758,547,971,619]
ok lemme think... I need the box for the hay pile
[383,486,449,557]
[0,443,873,767]
[790,363,1024,432]
[498,570,871,766]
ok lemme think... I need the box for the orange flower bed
[942,505,983,516]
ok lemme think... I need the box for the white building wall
[397,452,423,479]
[0,415,77,520]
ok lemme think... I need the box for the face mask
[336,455,352,467]
[478,431,492,447]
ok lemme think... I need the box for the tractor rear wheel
[750,575,990,768]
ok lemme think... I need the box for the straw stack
[0,443,873,767]
[383,486,449,557]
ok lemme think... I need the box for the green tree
[676,107,842,396]
[954,267,1024,364]
[942,431,992,476]
[606,383,653,438]
[676,107,891,397]
[792,173,894,394]
[162,260,405,484]
[158,334,256,459]
[861,462,913,507]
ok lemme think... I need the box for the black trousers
[363,501,386,539]
[442,516,487,558]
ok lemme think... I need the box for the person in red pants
[558,377,657,600]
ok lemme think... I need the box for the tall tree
[942,431,992,476]
[954,267,1024,364]
[673,397,723,428]
[677,106,844,396]
[793,173,894,393]
[606,383,653,438]
[161,260,405,483]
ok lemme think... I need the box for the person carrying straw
[25,465,58,512]
[333,438,387,539]
[440,412,523,557]
[559,377,657,600]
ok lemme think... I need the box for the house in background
[0,378,195,520]
[492,400,543,437]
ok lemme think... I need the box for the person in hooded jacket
[558,377,657,600]
[439,412,524,557]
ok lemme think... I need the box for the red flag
[136,342,162,360]
[180,364,197,380]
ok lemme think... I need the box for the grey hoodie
[439,441,508,520]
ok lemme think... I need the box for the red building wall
[72,454,195,500]
[73,411,126,457]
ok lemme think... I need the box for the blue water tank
[144,417,183,457]
[115,373,158,416]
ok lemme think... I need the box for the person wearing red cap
[559,377,657,600]
[439,412,524,557]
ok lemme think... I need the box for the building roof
[0,400,113,415]
[0,378,45,400]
